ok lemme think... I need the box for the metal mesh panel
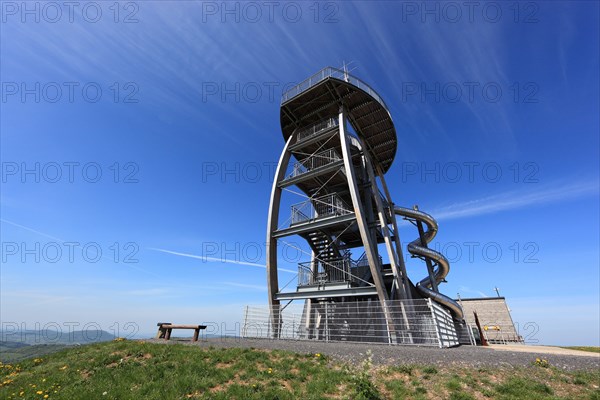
[455,320,477,345]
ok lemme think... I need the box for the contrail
[148,247,297,274]
[1,218,164,279]
[1,219,63,242]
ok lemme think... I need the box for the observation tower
[265,67,465,345]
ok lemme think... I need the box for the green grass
[1,340,599,399]
[560,347,600,354]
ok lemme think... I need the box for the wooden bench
[156,322,207,342]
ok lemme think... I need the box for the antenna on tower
[341,61,357,82]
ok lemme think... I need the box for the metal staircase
[308,231,340,262]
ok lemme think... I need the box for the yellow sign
[484,325,501,331]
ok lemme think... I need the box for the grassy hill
[561,347,600,354]
[0,340,598,399]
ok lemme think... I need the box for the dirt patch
[79,369,92,380]
[209,379,236,393]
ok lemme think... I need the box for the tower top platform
[280,67,397,173]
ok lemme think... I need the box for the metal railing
[241,299,461,347]
[356,252,383,268]
[281,66,390,112]
[287,149,341,180]
[295,117,339,143]
[291,193,352,224]
[298,257,357,286]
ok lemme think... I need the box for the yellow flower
[59,366,67,370]
[44,395,49,399]
[36,391,43,395]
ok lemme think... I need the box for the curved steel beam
[266,135,294,337]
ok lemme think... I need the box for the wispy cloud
[148,248,297,274]
[433,179,599,220]
[124,288,173,297]
[1,291,74,307]
[458,286,488,298]
[351,2,519,158]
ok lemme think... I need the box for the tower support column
[266,135,293,337]
[338,106,396,342]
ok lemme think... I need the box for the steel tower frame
[266,67,462,342]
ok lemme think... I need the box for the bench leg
[165,328,172,340]
[193,329,199,342]
[156,328,168,339]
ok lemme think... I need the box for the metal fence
[242,299,468,348]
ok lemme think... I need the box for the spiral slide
[394,206,464,319]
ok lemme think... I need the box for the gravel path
[146,337,599,371]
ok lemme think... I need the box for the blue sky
[1,1,598,345]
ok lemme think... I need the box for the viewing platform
[280,67,397,173]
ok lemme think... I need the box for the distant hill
[0,329,116,362]
[0,329,116,345]
[0,344,71,363]
[0,340,29,349]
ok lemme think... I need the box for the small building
[458,297,523,344]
